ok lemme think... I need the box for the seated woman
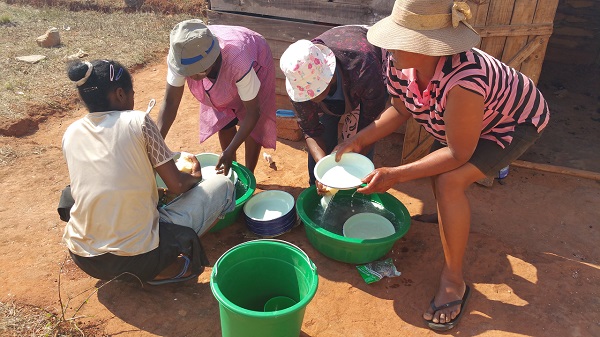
[60,59,235,285]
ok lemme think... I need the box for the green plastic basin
[210,161,256,232]
[296,186,411,264]
[156,161,256,233]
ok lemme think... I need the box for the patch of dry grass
[0,301,52,336]
[0,145,19,166]
[0,300,82,337]
[0,1,204,128]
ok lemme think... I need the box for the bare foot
[423,279,466,324]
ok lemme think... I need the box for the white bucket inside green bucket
[210,239,319,337]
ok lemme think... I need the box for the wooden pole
[512,160,600,181]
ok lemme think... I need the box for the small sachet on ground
[356,258,401,284]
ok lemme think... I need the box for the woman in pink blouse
[158,19,277,174]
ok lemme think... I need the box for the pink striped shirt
[387,48,549,148]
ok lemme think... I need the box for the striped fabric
[387,48,549,148]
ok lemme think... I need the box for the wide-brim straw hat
[367,0,480,56]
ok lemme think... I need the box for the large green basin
[210,161,256,232]
[296,186,410,264]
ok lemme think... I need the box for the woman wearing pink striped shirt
[158,20,276,175]
[336,0,549,331]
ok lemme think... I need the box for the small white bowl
[342,213,395,240]
[243,190,295,221]
[196,153,237,185]
[314,152,374,190]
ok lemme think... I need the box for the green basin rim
[296,186,411,244]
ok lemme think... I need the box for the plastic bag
[356,258,401,284]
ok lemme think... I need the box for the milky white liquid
[201,165,219,180]
[320,166,362,188]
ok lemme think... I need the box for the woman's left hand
[158,188,179,206]
[217,149,235,176]
[356,167,399,194]
[333,138,363,162]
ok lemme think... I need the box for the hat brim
[167,42,221,77]
[285,44,337,103]
[367,16,480,56]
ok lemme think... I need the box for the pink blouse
[186,25,277,149]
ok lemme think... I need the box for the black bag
[57,185,74,222]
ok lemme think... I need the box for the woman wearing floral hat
[158,20,277,175]
[279,25,389,188]
[335,0,549,331]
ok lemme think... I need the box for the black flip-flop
[411,213,439,223]
[147,255,199,286]
[425,284,471,331]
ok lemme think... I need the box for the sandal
[425,284,471,331]
[411,213,439,223]
[147,255,199,286]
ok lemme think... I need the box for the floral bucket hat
[280,39,336,102]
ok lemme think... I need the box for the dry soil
[0,60,599,337]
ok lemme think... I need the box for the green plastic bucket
[210,239,319,337]
[210,162,256,232]
[296,186,411,264]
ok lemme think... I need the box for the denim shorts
[158,174,236,236]
[431,123,543,176]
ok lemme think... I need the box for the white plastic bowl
[243,190,295,221]
[342,213,395,240]
[196,153,237,185]
[314,152,374,190]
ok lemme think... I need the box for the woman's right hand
[216,148,235,176]
[356,167,399,195]
[316,181,329,196]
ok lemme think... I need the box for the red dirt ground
[1,59,599,337]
